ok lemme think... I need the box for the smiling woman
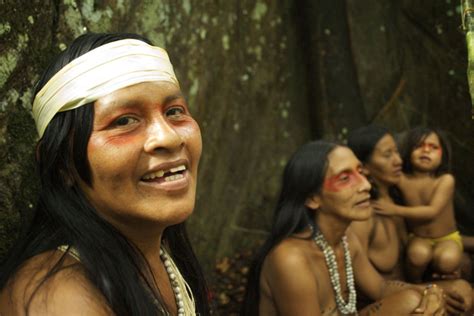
[0,33,210,316]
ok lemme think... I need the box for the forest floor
[210,248,257,315]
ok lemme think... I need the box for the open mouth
[419,156,431,162]
[141,165,187,183]
[355,197,371,207]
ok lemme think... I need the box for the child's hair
[401,127,452,176]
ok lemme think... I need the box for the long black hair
[347,125,390,200]
[400,126,452,176]
[242,141,338,316]
[0,33,210,315]
[347,125,403,203]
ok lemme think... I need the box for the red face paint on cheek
[419,142,441,154]
[324,170,365,192]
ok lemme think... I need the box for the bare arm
[350,230,422,298]
[264,243,321,316]
[373,174,454,220]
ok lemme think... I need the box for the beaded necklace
[159,247,196,316]
[313,232,357,315]
[57,245,196,315]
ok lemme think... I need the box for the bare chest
[368,216,403,273]
[402,178,439,205]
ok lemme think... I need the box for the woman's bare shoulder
[264,237,314,273]
[0,250,112,315]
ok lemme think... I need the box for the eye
[166,106,185,119]
[338,172,350,182]
[112,116,139,127]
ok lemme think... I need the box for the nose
[359,173,372,193]
[143,119,183,153]
[394,152,402,166]
[421,144,431,152]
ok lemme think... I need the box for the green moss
[0,22,12,36]
[0,34,28,87]
[0,53,19,87]
[188,78,199,112]
[251,2,268,21]
[80,0,114,30]
[182,0,191,15]
[222,35,230,50]
[138,1,170,47]
[63,0,86,37]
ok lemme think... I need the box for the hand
[411,284,446,316]
[444,289,467,315]
[371,200,397,216]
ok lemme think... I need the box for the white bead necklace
[313,232,357,315]
[159,247,196,316]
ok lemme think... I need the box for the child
[372,127,462,283]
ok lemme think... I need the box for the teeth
[142,165,186,180]
[165,174,184,182]
[170,165,186,173]
[142,170,165,180]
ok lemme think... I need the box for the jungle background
[1,0,473,314]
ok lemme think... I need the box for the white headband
[32,39,179,137]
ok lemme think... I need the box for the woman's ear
[305,195,321,210]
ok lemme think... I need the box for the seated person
[372,127,462,283]
[242,141,452,315]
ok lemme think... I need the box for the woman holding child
[348,125,471,314]
[372,127,462,283]
[243,140,448,315]
[347,126,407,280]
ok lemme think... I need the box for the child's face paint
[323,168,366,192]
[410,132,443,172]
[416,141,442,155]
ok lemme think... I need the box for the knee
[433,249,462,273]
[407,243,432,267]
[397,288,423,312]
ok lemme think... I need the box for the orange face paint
[323,169,366,192]
[417,142,442,155]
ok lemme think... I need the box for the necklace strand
[314,232,357,315]
[159,247,196,315]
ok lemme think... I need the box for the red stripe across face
[323,169,365,192]
[418,142,442,154]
